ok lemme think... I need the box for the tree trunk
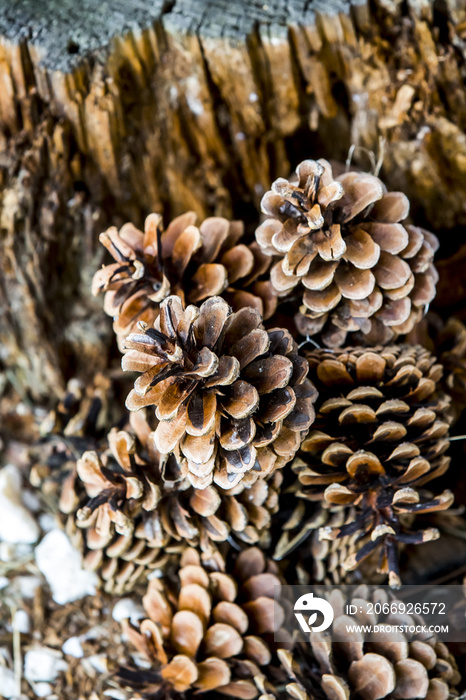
[1,0,465,400]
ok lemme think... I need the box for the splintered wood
[1,0,466,398]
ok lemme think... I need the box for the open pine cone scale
[278,586,460,700]
[61,406,284,593]
[120,547,286,698]
[93,212,276,344]
[292,345,454,586]
[123,295,317,489]
[256,159,439,347]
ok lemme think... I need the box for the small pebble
[32,682,53,698]
[35,529,98,604]
[14,576,41,599]
[0,665,17,698]
[24,648,68,683]
[147,568,163,580]
[38,513,57,533]
[62,636,84,658]
[81,627,104,642]
[0,465,39,544]
[131,653,152,670]
[0,648,11,663]
[12,610,29,633]
[112,598,144,625]
[21,489,41,513]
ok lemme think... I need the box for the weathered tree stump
[1,0,465,399]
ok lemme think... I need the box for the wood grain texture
[1,0,466,398]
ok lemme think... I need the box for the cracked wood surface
[1,0,466,399]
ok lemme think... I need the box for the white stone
[0,665,17,698]
[12,610,29,633]
[24,648,67,683]
[0,466,39,544]
[35,529,98,605]
[0,648,11,663]
[38,513,57,533]
[112,598,144,626]
[0,577,8,590]
[16,402,29,416]
[32,682,53,697]
[86,654,108,674]
[21,489,41,513]
[14,576,41,599]
[62,637,83,658]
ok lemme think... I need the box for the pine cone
[425,318,466,414]
[29,374,113,503]
[66,413,283,591]
[274,502,372,586]
[407,314,466,423]
[93,212,276,344]
[27,376,158,594]
[123,295,317,489]
[399,511,466,585]
[278,587,460,700]
[120,546,284,697]
[293,345,454,586]
[255,159,439,347]
[55,425,180,594]
[65,511,182,595]
[39,373,112,439]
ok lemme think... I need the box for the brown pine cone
[407,314,466,423]
[278,587,460,700]
[399,510,466,585]
[55,422,182,595]
[274,502,376,586]
[423,318,466,416]
[273,649,313,700]
[255,159,439,347]
[73,430,283,554]
[123,295,317,489]
[29,374,114,504]
[92,212,276,345]
[65,510,183,596]
[293,345,454,587]
[119,546,284,697]
[27,376,160,595]
[65,412,283,592]
[38,373,113,440]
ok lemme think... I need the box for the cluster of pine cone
[33,158,466,699]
